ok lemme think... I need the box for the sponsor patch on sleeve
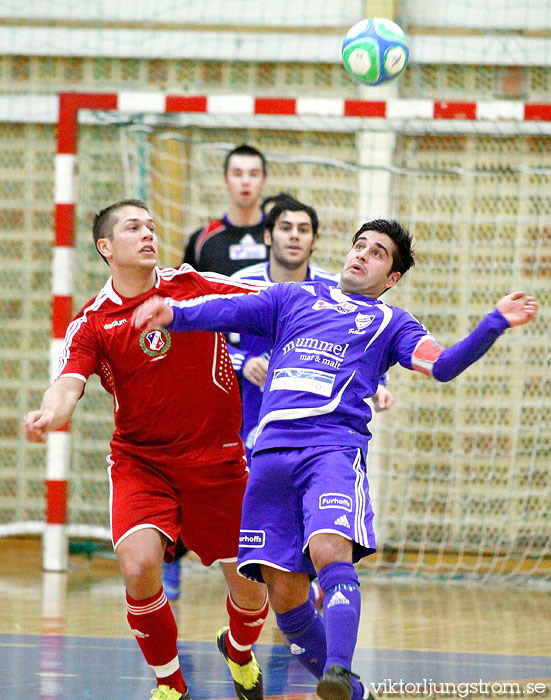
[411,336,444,376]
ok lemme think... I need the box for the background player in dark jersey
[183,144,268,276]
[23,199,268,700]
[133,219,538,700]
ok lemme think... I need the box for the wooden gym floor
[1,538,550,700]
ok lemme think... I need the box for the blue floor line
[1,633,549,700]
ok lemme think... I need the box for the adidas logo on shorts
[334,514,351,528]
[289,643,306,655]
[327,591,350,608]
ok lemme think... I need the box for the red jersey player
[22,200,268,700]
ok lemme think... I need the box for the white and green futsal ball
[342,18,409,86]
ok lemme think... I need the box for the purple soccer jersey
[168,281,509,456]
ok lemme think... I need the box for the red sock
[225,593,269,665]
[126,587,187,693]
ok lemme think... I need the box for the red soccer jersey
[56,265,264,463]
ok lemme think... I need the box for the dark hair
[261,191,295,214]
[264,196,319,237]
[352,219,415,276]
[92,198,151,265]
[223,144,267,175]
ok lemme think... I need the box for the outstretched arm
[22,376,84,443]
[133,287,279,339]
[409,292,538,382]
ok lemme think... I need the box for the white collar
[102,268,161,305]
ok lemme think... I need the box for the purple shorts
[237,444,376,583]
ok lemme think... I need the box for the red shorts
[108,448,248,566]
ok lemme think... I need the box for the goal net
[4,95,551,582]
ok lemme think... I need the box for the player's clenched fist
[243,356,269,388]
[132,295,174,329]
[372,384,395,412]
[22,408,55,443]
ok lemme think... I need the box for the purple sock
[276,599,327,677]
[351,677,366,700]
[308,582,316,607]
[318,561,362,683]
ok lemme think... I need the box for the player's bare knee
[229,578,267,610]
[220,560,267,609]
[117,547,161,591]
[309,532,353,572]
[261,566,310,614]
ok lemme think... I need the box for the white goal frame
[5,90,550,571]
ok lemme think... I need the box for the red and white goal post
[9,91,551,580]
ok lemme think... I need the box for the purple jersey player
[228,196,394,626]
[229,197,394,464]
[133,219,538,700]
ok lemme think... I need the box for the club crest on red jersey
[140,327,171,357]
